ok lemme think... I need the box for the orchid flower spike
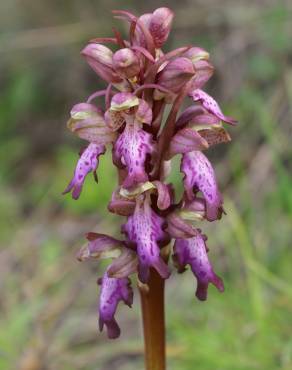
[64,7,237,339]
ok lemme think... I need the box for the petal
[189,112,221,129]
[98,271,133,339]
[152,181,171,210]
[199,127,231,147]
[149,7,174,48]
[104,109,125,131]
[76,232,123,261]
[110,92,139,111]
[181,151,223,221]
[135,99,152,125]
[70,102,103,121]
[68,103,117,144]
[107,248,138,278]
[132,13,152,47]
[190,89,237,125]
[120,181,155,199]
[173,234,224,300]
[189,60,214,90]
[108,188,136,216]
[63,143,105,199]
[112,48,140,79]
[166,211,198,239]
[166,127,208,159]
[179,197,206,221]
[175,106,206,129]
[156,57,195,94]
[123,196,170,282]
[114,122,153,189]
[81,43,122,83]
[183,47,210,63]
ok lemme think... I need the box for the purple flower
[190,89,237,125]
[173,233,224,300]
[181,151,223,221]
[123,195,170,283]
[98,270,133,339]
[64,7,237,340]
[63,143,105,199]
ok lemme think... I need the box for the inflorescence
[63,7,237,339]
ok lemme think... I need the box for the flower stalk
[140,269,166,370]
[63,6,237,369]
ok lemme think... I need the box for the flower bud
[149,7,174,48]
[183,47,210,63]
[133,13,152,48]
[156,57,195,95]
[113,48,140,79]
[81,43,121,83]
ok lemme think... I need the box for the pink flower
[64,6,237,339]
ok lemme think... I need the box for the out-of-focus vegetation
[0,1,291,369]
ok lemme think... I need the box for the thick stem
[139,268,166,370]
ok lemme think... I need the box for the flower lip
[181,150,223,221]
[123,196,170,283]
[63,143,105,200]
[98,270,133,339]
[173,233,224,301]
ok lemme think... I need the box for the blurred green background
[0,1,292,369]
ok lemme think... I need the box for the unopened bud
[149,7,174,48]
[156,57,195,94]
[133,13,152,47]
[81,43,121,83]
